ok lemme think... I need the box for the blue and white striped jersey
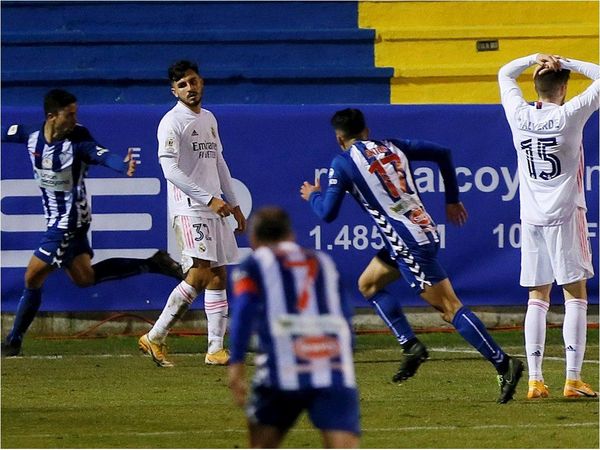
[2,123,127,230]
[309,139,460,247]
[229,241,356,391]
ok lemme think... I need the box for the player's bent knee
[357,276,377,299]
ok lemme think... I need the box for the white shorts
[520,208,594,287]
[174,215,239,272]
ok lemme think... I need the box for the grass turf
[1,329,598,448]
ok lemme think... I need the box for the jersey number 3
[521,137,561,180]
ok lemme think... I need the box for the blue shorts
[377,240,447,293]
[247,385,360,435]
[34,224,94,268]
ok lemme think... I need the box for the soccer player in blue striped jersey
[300,108,523,403]
[1,89,182,357]
[228,207,359,448]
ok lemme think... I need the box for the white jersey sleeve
[498,53,538,120]
[157,111,214,206]
[562,58,600,123]
[211,115,239,207]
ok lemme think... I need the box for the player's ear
[171,87,177,98]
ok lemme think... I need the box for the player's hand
[209,197,232,217]
[124,148,136,177]
[232,205,247,234]
[534,54,562,76]
[446,202,468,227]
[300,174,321,201]
[228,364,248,408]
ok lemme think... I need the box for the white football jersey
[157,102,238,219]
[499,54,599,225]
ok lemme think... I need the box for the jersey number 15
[521,137,561,180]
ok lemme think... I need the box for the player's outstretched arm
[399,139,466,226]
[301,157,351,223]
[82,141,136,176]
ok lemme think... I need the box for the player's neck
[538,96,563,106]
[43,121,59,143]
[179,100,201,114]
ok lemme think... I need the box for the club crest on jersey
[42,157,53,169]
[165,137,175,153]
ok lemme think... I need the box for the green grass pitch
[2,329,598,448]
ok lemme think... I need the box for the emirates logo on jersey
[293,335,341,360]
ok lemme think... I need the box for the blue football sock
[370,290,416,345]
[92,258,150,284]
[452,306,506,372]
[7,288,42,346]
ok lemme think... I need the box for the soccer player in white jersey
[228,207,359,449]
[139,60,246,367]
[499,53,599,399]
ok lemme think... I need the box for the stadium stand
[1,1,393,105]
[359,0,599,103]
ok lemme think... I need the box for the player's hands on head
[232,205,247,234]
[446,202,468,227]
[534,54,564,77]
[300,174,321,201]
[209,197,232,217]
[124,148,137,177]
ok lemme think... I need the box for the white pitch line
[8,422,598,439]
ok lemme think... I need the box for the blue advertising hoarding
[1,104,598,311]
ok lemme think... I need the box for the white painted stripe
[8,422,598,439]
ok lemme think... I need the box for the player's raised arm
[498,53,541,114]
[561,57,600,121]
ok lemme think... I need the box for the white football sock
[148,281,197,344]
[563,298,588,381]
[204,289,228,353]
[525,299,549,381]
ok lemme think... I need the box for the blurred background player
[139,60,246,367]
[227,207,359,449]
[498,53,599,399]
[301,108,524,403]
[1,89,182,357]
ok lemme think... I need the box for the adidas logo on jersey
[191,130,198,136]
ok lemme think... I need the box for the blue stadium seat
[1,1,393,104]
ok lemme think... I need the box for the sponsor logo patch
[294,335,340,360]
